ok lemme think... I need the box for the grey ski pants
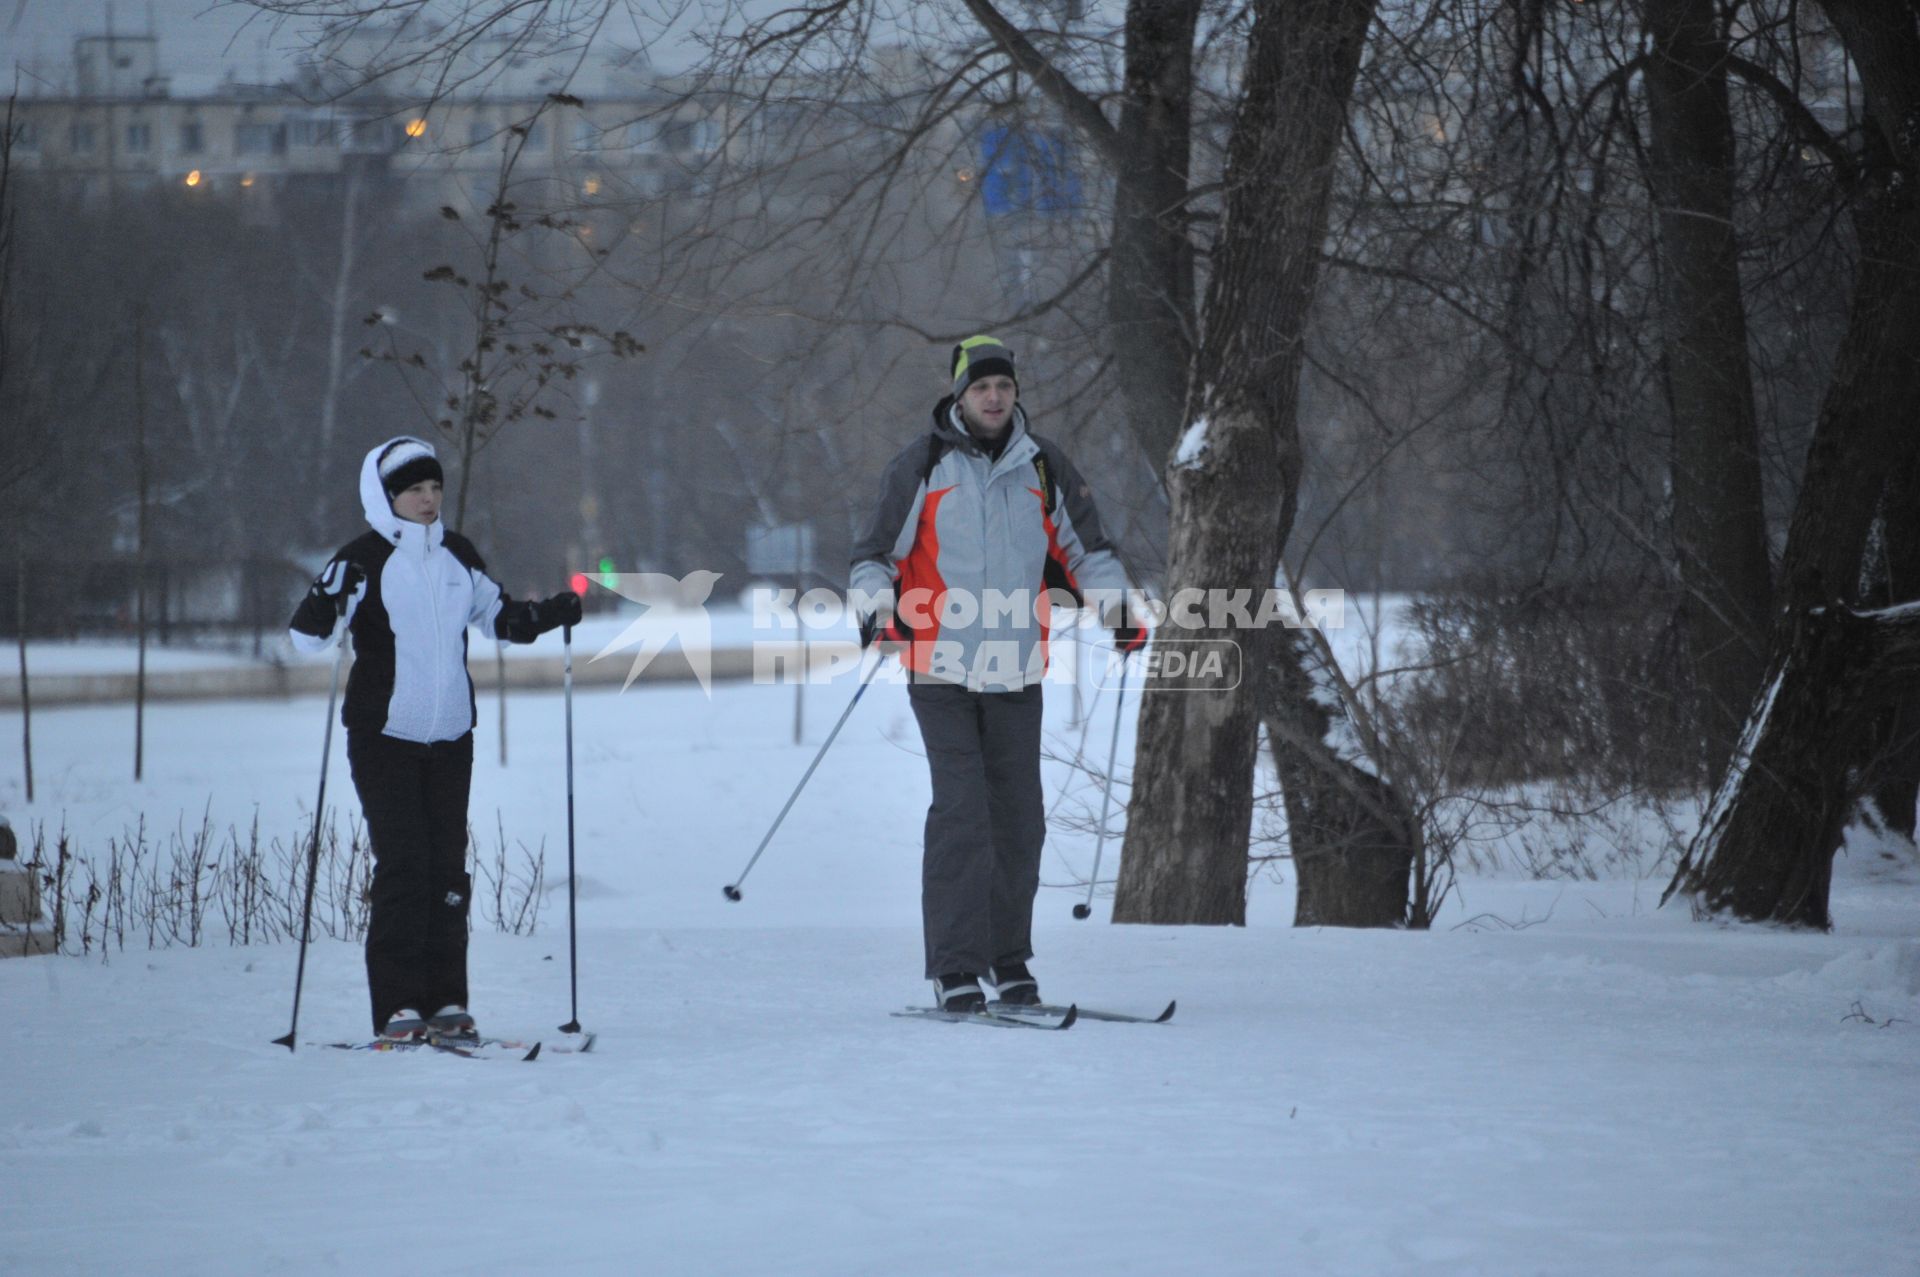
[908,680,1047,978]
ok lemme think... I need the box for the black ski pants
[347,729,474,1034]
[908,680,1047,979]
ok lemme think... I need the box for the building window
[659,118,721,153]
[290,117,336,148]
[69,122,97,152]
[573,117,600,150]
[468,118,492,146]
[179,120,203,152]
[519,119,546,149]
[15,121,38,151]
[236,121,286,155]
[125,122,152,152]
[345,118,388,151]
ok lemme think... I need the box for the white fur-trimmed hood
[359,435,445,551]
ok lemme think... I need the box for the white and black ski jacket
[289,441,549,743]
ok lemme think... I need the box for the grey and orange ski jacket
[850,398,1130,691]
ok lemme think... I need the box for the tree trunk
[1864,453,1920,838]
[133,304,149,785]
[1112,402,1283,925]
[1114,0,1378,925]
[1107,0,1202,468]
[1666,0,1920,924]
[1642,0,1772,774]
[1265,628,1419,927]
[1668,604,1920,926]
[314,170,362,535]
[15,526,30,804]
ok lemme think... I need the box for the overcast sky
[4,0,313,93]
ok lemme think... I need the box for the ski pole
[558,623,582,1035]
[724,649,880,901]
[274,642,347,1051]
[1074,649,1131,920]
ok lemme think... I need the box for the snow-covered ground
[2,635,1917,1275]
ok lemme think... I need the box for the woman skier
[288,436,581,1041]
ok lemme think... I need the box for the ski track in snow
[2,667,1917,1276]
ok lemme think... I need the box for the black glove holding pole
[858,612,906,650]
[290,559,365,635]
[497,590,583,642]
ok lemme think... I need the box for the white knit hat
[375,437,443,498]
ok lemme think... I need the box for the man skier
[850,336,1145,1013]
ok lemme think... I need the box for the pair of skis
[323,995,1171,1050]
[891,1000,1175,1030]
[324,1032,597,1061]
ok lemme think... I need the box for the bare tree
[1642,0,1771,774]
[1,93,35,801]
[1666,0,1920,926]
[1115,0,1382,924]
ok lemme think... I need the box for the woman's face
[392,479,443,525]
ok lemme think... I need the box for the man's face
[958,374,1017,439]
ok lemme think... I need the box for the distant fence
[0,556,308,650]
[0,641,858,707]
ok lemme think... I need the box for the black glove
[499,590,583,643]
[310,560,365,617]
[858,612,904,650]
[532,590,583,634]
[1103,602,1147,655]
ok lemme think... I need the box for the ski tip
[579,1032,598,1053]
[522,1042,542,1062]
[1057,1004,1078,1029]
[1155,1000,1176,1023]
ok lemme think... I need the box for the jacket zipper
[423,534,445,739]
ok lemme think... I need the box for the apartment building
[8,31,727,218]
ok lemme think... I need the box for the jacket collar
[933,397,1033,464]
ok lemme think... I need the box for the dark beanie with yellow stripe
[950,335,1017,398]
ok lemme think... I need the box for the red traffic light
[569,572,591,597]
